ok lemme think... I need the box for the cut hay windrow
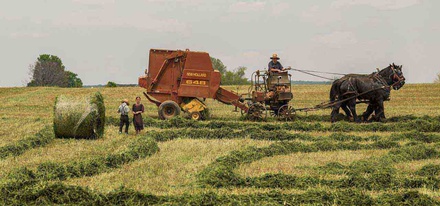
[198,140,400,187]
[198,142,439,189]
[147,128,440,143]
[1,181,438,205]
[0,126,53,159]
[106,116,440,132]
[3,135,158,188]
[416,164,440,176]
[54,92,105,139]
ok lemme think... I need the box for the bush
[106,81,117,87]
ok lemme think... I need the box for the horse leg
[341,102,353,120]
[348,99,360,123]
[375,100,385,122]
[362,104,375,122]
[331,104,341,123]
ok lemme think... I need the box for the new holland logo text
[187,72,207,77]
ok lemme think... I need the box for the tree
[65,71,83,88]
[210,57,227,75]
[27,54,83,88]
[435,73,440,83]
[27,55,67,87]
[38,54,65,70]
[106,81,117,87]
[222,66,249,85]
[210,57,249,85]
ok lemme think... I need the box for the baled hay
[53,92,105,139]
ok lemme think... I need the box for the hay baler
[138,49,249,120]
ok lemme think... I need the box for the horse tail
[330,81,339,102]
[330,76,347,102]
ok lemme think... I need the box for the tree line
[27,54,249,88]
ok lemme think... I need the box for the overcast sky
[0,0,439,86]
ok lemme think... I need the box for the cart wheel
[269,110,276,117]
[190,111,202,121]
[240,108,246,116]
[247,103,267,121]
[240,101,251,116]
[278,105,296,121]
[158,100,181,120]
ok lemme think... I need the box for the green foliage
[222,66,249,85]
[38,54,65,69]
[106,81,118,87]
[210,56,249,85]
[65,71,83,88]
[210,57,227,75]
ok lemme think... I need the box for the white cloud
[312,31,358,48]
[228,1,266,13]
[271,2,290,16]
[72,0,115,5]
[53,9,188,33]
[332,0,422,10]
[9,32,49,38]
[299,5,342,26]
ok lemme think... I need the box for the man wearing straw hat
[268,54,286,73]
[118,99,130,134]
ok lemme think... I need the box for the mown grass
[1,84,440,204]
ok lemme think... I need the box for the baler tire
[190,111,202,121]
[158,101,181,120]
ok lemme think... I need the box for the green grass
[1,84,440,204]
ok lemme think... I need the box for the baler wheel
[190,111,202,121]
[158,100,181,120]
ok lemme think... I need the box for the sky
[0,0,439,86]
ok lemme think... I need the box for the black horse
[330,63,405,122]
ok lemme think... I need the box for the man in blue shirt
[268,54,285,73]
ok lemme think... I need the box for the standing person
[118,99,130,134]
[268,54,286,73]
[132,96,145,135]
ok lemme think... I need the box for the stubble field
[1,83,440,205]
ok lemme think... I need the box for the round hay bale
[54,92,105,139]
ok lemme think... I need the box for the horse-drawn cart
[139,48,405,122]
[240,69,296,120]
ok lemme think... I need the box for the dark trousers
[119,115,129,133]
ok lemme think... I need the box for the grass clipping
[54,92,105,139]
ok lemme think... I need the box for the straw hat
[270,54,280,60]
[122,99,129,105]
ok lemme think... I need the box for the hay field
[1,83,440,205]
